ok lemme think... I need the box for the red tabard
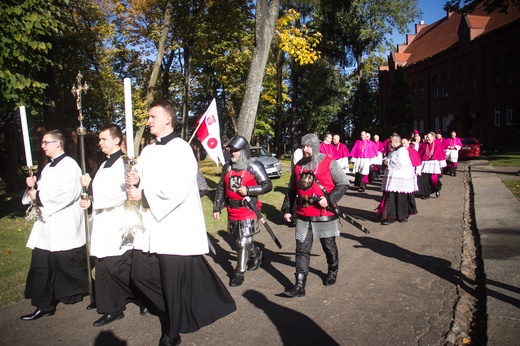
[225,168,261,220]
[295,157,336,218]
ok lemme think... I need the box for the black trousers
[295,225,339,275]
[131,250,236,338]
[25,246,89,311]
[95,250,134,315]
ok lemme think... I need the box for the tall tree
[317,0,419,80]
[236,0,280,142]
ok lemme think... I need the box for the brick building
[379,4,520,149]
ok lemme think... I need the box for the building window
[433,75,439,100]
[410,83,416,104]
[419,119,424,134]
[435,116,440,131]
[505,54,515,85]
[469,64,477,92]
[491,57,501,87]
[418,80,424,103]
[506,105,514,125]
[458,68,465,95]
[441,73,448,98]
[494,106,501,127]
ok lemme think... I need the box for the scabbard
[243,196,282,249]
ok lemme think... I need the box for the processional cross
[71,71,89,134]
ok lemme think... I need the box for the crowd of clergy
[319,130,463,225]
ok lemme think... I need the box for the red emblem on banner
[207,137,218,149]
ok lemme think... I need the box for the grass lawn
[503,180,520,202]
[0,192,32,308]
[485,151,520,167]
[0,159,291,308]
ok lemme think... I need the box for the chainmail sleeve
[328,160,349,206]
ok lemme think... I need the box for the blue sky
[388,0,448,46]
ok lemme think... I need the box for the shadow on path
[243,290,340,346]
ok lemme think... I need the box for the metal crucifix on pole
[71,71,94,305]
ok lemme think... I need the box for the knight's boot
[247,248,263,271]
[283,273,307,298]
[324,265,338,286]
[230,269,245,287]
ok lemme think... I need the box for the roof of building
[389,5,520,67]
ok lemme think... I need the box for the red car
[459,137,481,159]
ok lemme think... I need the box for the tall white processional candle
[124,78,135,158]
[19,106,33,167]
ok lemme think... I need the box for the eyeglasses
[41,141,58,146]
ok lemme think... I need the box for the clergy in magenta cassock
[445,131,463,176]
[125,100,235,346]
[331,134,350,173]
[417,131,447,199]
[350,131,378,192]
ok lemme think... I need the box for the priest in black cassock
[126,100,236,346]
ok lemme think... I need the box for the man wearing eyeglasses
[20,130,89,321]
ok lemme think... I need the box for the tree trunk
[236,0,280,142]
[134,0,173,153]
[274,48,284,158]
[290,61,300,153]
[181,44,192,140]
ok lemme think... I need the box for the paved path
[470,161,520,346]
[0,160,518,345]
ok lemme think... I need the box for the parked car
[459,137,481,159]
[250,146,283,178]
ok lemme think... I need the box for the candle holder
[22,165,45,223]
[120,156,145,248]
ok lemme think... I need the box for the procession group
[18,98,463,346]
[318,129,463,225]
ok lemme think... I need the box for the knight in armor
[281,133,349,297]
[213,135,273,287]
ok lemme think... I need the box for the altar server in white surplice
[21,130,89,321]
[80,124,142,327]
[125,100,236,346]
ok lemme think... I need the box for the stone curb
[444,161,487,345]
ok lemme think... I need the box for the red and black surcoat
[295,157,336,219]
[224,168,262,221]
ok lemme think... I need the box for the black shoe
[21,308,55,321]
[324,267,338,286]
[435,191,440,198]
[93,313,124,327]
[159,334,182,346]
[358,188,365,192]
[381,220,394,225]
[400,217,408,223]
[284,273,307,297]
[421,196,429,200]
[453,173,456,177]
[140,305,149,316]
[247,250,263,271]
[86,301,96,310]
[230,270,245,287]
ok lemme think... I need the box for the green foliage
[0,0,68,111]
